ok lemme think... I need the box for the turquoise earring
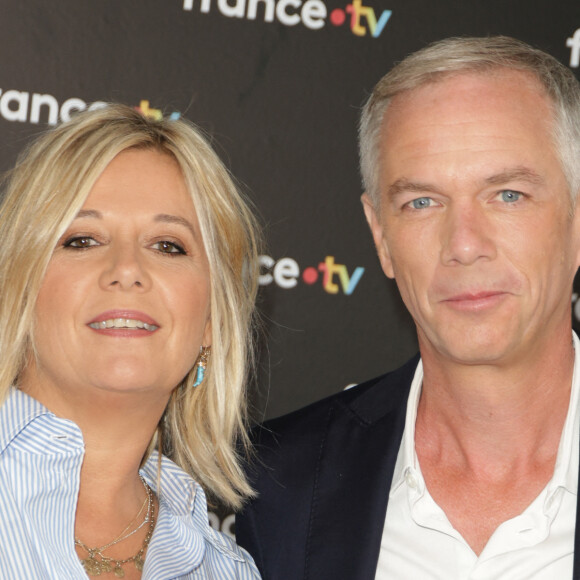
[193,346,211,387]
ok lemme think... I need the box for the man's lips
[87,310,160,332]
[442,291,508,311]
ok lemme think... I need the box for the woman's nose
[98,244,152,291]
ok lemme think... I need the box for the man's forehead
[385,68,550,120]
[375,69,567,203]
[379,69,554,154]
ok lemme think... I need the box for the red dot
[302,267,318,284]
[330,8,345,26]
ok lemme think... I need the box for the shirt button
[405,470,418,489]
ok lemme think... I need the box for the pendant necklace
[75,476,156,577]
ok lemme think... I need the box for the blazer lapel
[304,358,416,580]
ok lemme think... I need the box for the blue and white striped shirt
[0,388,261,579]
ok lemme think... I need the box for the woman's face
[20,148,211,410]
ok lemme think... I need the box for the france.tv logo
[330,0,392,38]
[259,255,365,295]
[182,0,392,38]
[135,100,181,120]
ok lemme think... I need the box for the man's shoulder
[238,356,419,573]
[251,354,419,451]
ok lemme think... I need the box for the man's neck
[417,332,574,461]
[414,331,576,555]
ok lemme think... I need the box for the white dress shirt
[376,334,579,579]
[0,388,260,579]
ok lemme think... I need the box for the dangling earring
[193,346,211,387]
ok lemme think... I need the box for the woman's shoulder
[202,525,261,578]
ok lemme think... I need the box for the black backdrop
[1,0,579,536]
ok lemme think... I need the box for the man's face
[363,71,580,366]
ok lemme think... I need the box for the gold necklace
[75,478,156,577]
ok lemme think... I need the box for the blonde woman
[0,104,261,578]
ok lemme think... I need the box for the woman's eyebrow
[154,214,196,238]
[74,210,196,238]
[75,209,102,219]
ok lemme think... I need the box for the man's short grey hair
[360,36,580,207]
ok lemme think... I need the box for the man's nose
[440,203,497,266]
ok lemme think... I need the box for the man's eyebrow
[386,167,546,199]
[484,167,546,186]
[154,214,197,237]
[386,178,442,198]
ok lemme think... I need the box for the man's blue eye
[500,190,521,203]
[411,197,432,209]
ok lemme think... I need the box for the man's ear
[572,195,580,271]
[361,193,395,279]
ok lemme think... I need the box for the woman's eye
[407,197,434,210]
[499,190,522,203]
[153,241,186,255]
[63,236,98,249]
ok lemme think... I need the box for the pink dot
[302,267,318,284]
[330,8,345,26]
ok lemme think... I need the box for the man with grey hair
[237,36,580,579]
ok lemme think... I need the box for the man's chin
[420,332,520,367]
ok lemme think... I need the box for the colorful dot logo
[329,8,346,26]
[182,0,392,39]
[135,100,181,121]
[260,255,365,295]
[329,0,392,37]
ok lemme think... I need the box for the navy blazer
[237,355,580,580]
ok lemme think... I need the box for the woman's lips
[87,310,160,335]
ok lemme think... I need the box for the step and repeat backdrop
[1,3,579,438]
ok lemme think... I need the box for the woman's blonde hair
[0,103,260,510]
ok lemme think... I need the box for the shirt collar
[548,332,580,496]
[390,359,424,494]
[391,332,580,497]
[0,389,251,572]
[0,388,59,454]
[140,452,251,567]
